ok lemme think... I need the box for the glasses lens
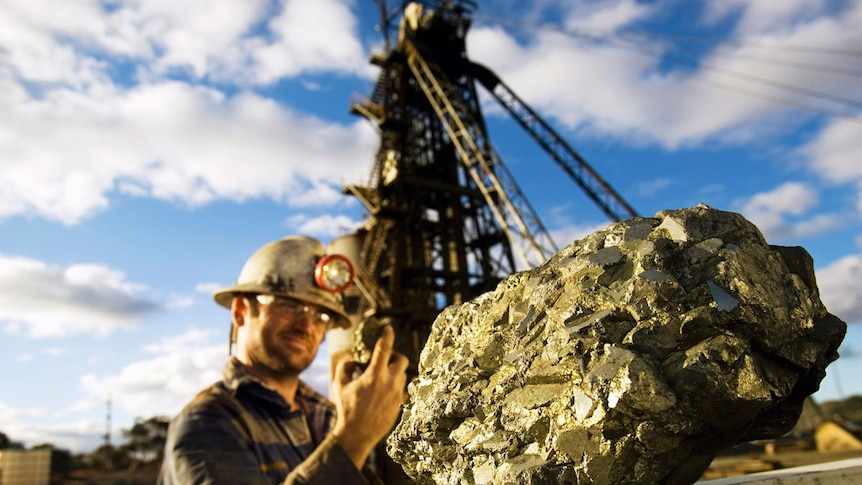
[313,310,332,325]
[264,296,332,325]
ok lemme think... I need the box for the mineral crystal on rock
[386,205,846,485]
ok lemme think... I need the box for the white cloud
[141,327,221,355]
[0,0,370,86]
[801,118,862,188]
[5,338,332,452]
[705,0,838,36]
[467,0,862,149]
[0,80,378,224]
[251,0,372,83]
[817,252,862,325]
[2,416,106,452]
[0,0,379,226]
[77,327,332,426]
[0,403,101,450]
[288,182,359,208]
[0,401,43,423]
[735,182,843,242]
[140,0,271,80]
[0,1,115,86]
[195,282,222,294]
[563,0,655,36]
[742,182,817,216]
[0,255,160,338]
[80,328,226,420]
[285,213,364,239]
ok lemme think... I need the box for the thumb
[367,324,395,376]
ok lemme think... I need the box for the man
[159,235,409,484]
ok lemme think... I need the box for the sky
[1,0,861,453]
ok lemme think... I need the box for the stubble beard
[259,329,318,379]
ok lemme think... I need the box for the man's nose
[288,309,314,331]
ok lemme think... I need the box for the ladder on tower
[403,38,558,269]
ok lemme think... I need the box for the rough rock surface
[387,205,846,485]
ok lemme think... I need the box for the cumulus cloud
[0,81,378,224]
[742,182,817,214]
[0,414,103,452]
[736,182,843,242]
[800,118,862,215]
[0,404,101,450]
[250,0,373,82]
[0,0,370,86]
[704,0,844,36]
[77,327,331,427]
[468,0,862,148]
[4,324,334,451]
[79,328,225,420]
[0,400,43,423]
[563,0,655,36]
[0,0,378,226]
[818,252,862,325]
[0,255,160,338]
[284,213,364,239]
[195,282,222,294]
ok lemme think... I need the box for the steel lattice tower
[347,2,531,366]
[346,1,637,371]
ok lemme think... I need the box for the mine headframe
[344,0,638,365]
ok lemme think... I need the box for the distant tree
[0,431,24,449]
[120,416,170,469]
[71,451,91,470]
[90,443,130,471]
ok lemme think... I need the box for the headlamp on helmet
[314,254,355,293]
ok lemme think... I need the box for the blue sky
[1,0,861,452]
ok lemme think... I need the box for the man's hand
[331,325,409,470]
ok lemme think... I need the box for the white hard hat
[214,235,354,329]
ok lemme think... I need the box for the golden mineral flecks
[387,205,846,485]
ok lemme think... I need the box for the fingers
[333,357,356,390]
[366,324,395,376]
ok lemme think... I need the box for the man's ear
[231,295,247,327]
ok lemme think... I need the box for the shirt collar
[221,358,331,411]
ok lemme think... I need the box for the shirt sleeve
[286,434,377,485]
[159,405,374,485]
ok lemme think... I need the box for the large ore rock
[387,205,846,485]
